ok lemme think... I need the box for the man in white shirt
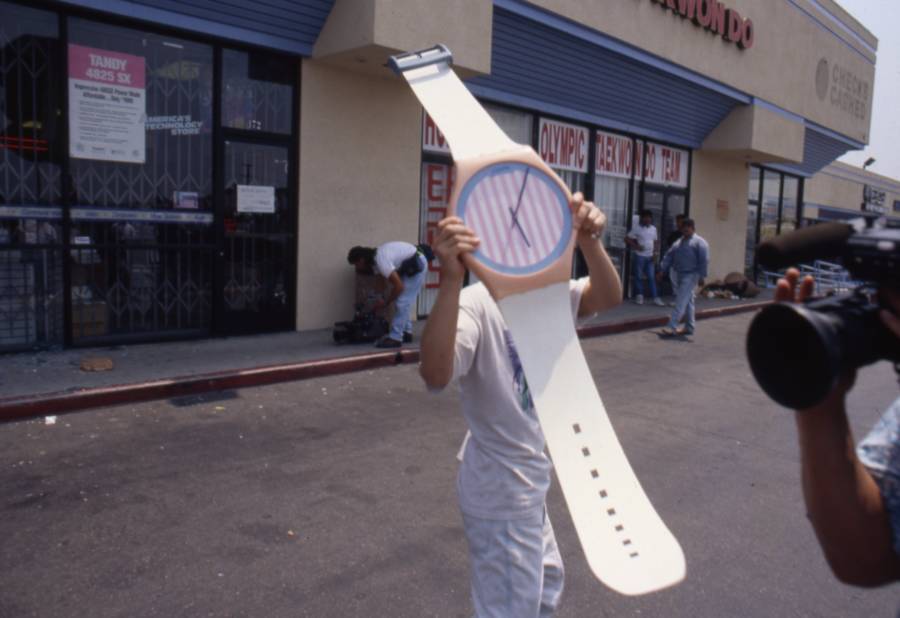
[347,241,427,347]
[419,193,622,617]
[625,210,664,306]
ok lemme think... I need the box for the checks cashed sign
[68,44,146,164]
[539,118,589,173]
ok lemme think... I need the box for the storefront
[1,0,893,349]
[0,0,303,351]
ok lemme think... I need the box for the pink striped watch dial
[457,162,571,275]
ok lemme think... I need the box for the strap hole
[615,524,624,532]
[590,469,599,479]
[582,447,590,457]
[630,552,639,558]
[572,423,581,434]
[599,490,608,498]
[607,508,616,516]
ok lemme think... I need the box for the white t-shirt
[627,224,658,257]
[444,279,586,519]
[374,241,417,278]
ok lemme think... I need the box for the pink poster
[68,44,146,163]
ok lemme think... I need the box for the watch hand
[509,168,530,225]
[505,168,531,250]
[508,207,532,248]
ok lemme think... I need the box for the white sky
[835,0,900,179]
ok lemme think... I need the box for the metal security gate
[0,2,299,351]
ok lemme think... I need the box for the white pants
[461,507,564,618]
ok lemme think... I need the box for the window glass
[594,174,629,280]
[748,165,760,203]
[222,49,293,134]
[0,2,62,207]
[760,170,780,243]
[68,18,214,211]
[780,176,799,234]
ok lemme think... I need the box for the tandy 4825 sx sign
[650,0,755,50]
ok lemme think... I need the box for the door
[216,140,294,334]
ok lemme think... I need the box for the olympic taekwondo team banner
[595,130,689,188]
[68,44,146,164]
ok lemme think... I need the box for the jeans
[668,272,700,332]
[632,254,658,298]
[462,507,564,618]
[389,254,427,340]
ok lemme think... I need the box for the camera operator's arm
[778,270,900,586]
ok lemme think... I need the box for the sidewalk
[0,290,773,421]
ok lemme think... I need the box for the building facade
[0,0,891,350]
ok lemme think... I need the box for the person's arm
[697,240,709,287]
[419,217,479,389]
[382,271,404,308]
[778,270,900,586]
[571,193,622,317]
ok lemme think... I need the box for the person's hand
[774,267,815,303]
[433,216,480,285]
[571,192,605,244]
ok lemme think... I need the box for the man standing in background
[657,218,709,336]
[625,209,664,306]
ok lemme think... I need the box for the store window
[222,49,293,134]
[0,2,64,351]
[745,165,803,280]
[593,130,634,282]
[67,18,214,342]
[633,140,689,297]
[0,2,299,350]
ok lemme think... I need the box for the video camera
[746,217,900,409]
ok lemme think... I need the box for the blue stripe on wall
[770,128,856,177]
[467,7,741,149]
[59,0,335,55]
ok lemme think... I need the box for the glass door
[216,140,294,333]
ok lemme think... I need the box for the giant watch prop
[389,45,685,596]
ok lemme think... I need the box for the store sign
[539,118,588,173]
[422,114,450,155]
[237,185,275,214]
[649,0,755,50]
[68,44,146,163]
[814,58,870,121]
[595,130,637,179]
[863,185,887,215]
[637,141,689,188]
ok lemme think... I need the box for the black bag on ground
[333,304,389,344]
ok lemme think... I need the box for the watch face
[457,162,571,275]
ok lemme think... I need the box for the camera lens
[746,303,842,409]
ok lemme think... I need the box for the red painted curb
[0,300,770,423]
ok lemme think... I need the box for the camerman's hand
[774,267,815,303]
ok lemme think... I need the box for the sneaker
[402,331,413,343]
[652,297,665,306]
[660,327,676,336]
[375,336,402,349]
[676,327,694,336]
[634,295,644,305]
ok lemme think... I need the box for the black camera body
[333,303,389,344]
[747,219,900,409]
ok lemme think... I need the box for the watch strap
[390,46,517,160]
[498,282,686,595]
